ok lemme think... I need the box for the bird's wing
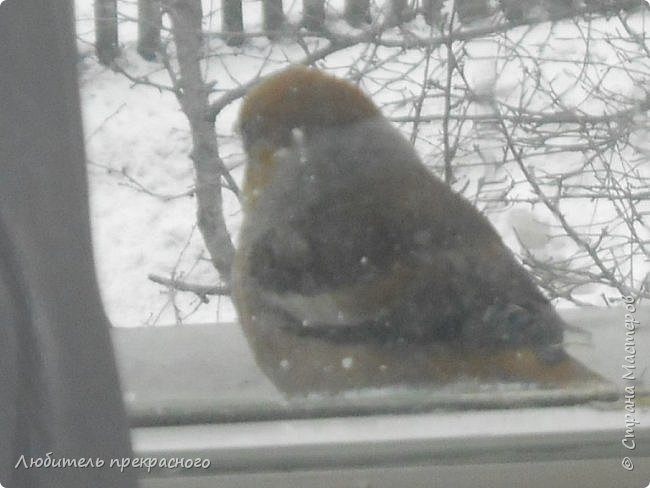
[246,186,423,326]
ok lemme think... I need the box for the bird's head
[238,66,380,202]
[238,66,379,153]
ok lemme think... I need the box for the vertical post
[423,0,442,26]
[390,0,409,24]
[499,0,524,22]
[263,0,284,38]
[344,0,370,26]
[137,0,162,60]
[95,0,119,65]
[456,0,491,23]
[223,0,244,46]
[303,0,325,30]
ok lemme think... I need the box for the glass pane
[75,0,649,417]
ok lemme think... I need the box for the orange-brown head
[238,66,380,152]
[238,66,381,203]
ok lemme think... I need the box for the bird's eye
[241,118,264,149]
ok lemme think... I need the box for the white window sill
[113,306,650,487]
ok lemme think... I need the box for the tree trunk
[163,0,236,283]
[95,0,119,65]
[223,0,244,46]
[137,0,162,60]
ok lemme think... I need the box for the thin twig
[148,273,230,302]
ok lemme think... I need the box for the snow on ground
[77,1,234,326]
[74,0,648,327]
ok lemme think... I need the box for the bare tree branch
[162,0,236,283]
[148,273,230,302]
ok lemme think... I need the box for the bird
[232,65,578,396]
